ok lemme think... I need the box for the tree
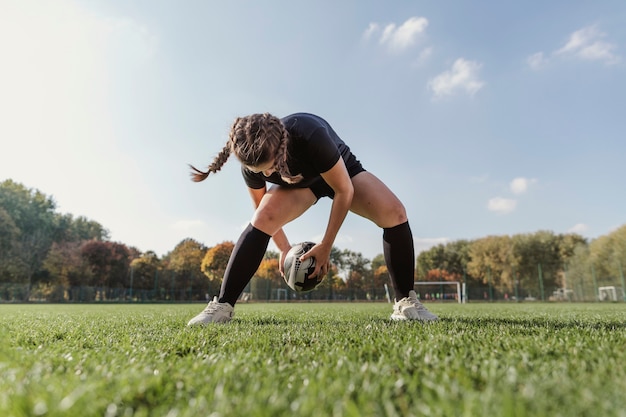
[368,254,390,295]
[42,241,91,288]
[565,243,592,300]
[511,231,564,299]
[589,224,626,284]
[81,240,134,290]
[467,235,516,294]
[341,249,370,280]
[0,180,59,298]
[256,257,282,283]
[252,255,281,300]
[557,233,587,263]
[370,254,386,272]
[444,240,472,278]
[0,207,20,281]
[341,249,371,298]
[201,241,234,283]
[416,244,446,280]
[416,240,473,283]
[371,264,389,295]
[55,213,109,243]
[167,238,208,300]
[314,261,345,299]
[130,251,161,291]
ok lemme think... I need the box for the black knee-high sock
[218,223,271,306]
[383,221,415,300]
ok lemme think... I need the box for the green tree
[0,180,59,298]
[130,251,161,291]
[55,213,109,243]
[371,254,385,272]
[341,249,370,280]
[167,238,208,300]
[341,249,370,298]
[0,207,20,281]
[416,240,473,283]
[467,235,516,294]
[416,244,446,280]
[511,231,562,298]
[588,224,626,287]
[42,241,92,289]
[557,233,587,263]
[565,243,592,300]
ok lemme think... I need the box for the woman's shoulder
[281,113,327,132]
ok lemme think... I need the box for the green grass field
[1,302,625,417]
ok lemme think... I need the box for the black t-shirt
[241,113,358,189]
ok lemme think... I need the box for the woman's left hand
[300,242,332,278]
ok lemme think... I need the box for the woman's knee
[251,205,282,231]
[361,195,408,228]
[381,200,408,228]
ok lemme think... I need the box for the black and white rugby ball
[283,242,323,292]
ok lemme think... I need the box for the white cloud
[528,25,620,70]
[487,197,517,214]
[428,58,485,98]
[556,25,620,65]
[509,177,537,195]
[362,23,379,41]
[568,223,589,234]
[527,52,547,70]
[363,16,428,53]
[411,46,433,67]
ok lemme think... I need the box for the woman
[187,112,437,325]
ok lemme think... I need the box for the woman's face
[247,160,276,177]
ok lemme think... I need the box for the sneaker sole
[390,314,438,322]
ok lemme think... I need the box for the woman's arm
[301,157,354,278]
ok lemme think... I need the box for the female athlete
[187,112,438,325]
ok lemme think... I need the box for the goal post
[274,288,288,301]
[414,281,466,304]
[598,286,624,302]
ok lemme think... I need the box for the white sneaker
[391,290,438,322]
[187,297,234,326]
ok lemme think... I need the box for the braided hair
[190,113,303,184]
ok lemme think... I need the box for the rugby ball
[283,242,323,292]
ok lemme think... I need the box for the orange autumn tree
[201,241,234,284]
[256,257,282,284]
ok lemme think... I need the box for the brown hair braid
[189,142,231,182]
[190,113,303,184]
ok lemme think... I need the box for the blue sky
[1,0,625,260]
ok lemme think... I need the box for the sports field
[1,302,625,417]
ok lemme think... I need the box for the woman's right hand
[278,247,290,277]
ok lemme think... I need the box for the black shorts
[309,161,366,201]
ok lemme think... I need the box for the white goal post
[414,281,466,304]
[598,286,624,302]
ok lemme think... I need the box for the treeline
[0,180,387,301]
[416,228,626,300]
[1,179,625,302]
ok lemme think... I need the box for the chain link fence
[2,268,624,303]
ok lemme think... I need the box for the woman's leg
[218,186,317,306]
[348,172,414,299]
